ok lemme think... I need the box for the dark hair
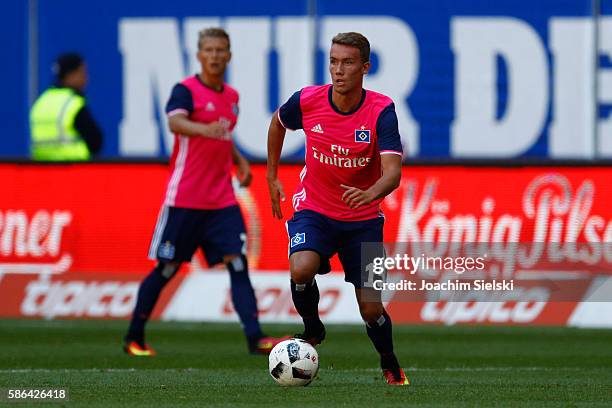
[53,53,84,80]
[332,32,370,63]
[198,27,231,50]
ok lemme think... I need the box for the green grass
[0,320,611,407]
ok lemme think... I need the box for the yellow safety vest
[30,88,90,161]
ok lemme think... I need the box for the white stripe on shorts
[148,206,169,260]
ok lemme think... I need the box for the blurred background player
[124,28,287,356]
[30,53,103,161]
[266,32,409,385]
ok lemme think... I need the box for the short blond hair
[198,27,231,50]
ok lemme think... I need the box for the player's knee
[359,302,384,324]
[154,261,181,280]
[290,266,316,285]
[290,253,319,284]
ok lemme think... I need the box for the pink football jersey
[279,84,402,221]
[164,75,239,210]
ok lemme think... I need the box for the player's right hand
[267,177,285,219]
[202,122,226,138]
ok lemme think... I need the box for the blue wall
[2,0,29,157]
[4,0,608,160]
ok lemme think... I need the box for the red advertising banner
[0,163,611,325]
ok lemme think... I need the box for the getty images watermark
[369,252,514,292]
[359,242,612,302]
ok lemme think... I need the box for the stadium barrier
[0,162,611,327]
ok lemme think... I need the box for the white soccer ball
[268,338,319,386]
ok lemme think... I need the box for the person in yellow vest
[30,53,103,161]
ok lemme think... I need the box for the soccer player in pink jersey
[124,28,287,356]
[266,32,409,385]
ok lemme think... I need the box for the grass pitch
[0,320,611,407]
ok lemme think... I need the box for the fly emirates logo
[311,144,371,168]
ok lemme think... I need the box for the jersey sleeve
[74,105,103,155]
[376,103,403,156]
[165,84,194,117]
[278,90,303,130]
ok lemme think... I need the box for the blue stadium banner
[4,0,612,160]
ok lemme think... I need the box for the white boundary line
[0,366,592,374]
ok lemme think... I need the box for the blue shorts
[286,209,384,287]
[148,205,246,265]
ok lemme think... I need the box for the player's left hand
[237,160,252,187]
[341,184,375,209]
[267,178,286,219]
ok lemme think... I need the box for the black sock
[126,262,178,343]
[380,352,400,372]
[365,310,398,370]
[227,255,263,339]
[290,279,322,333]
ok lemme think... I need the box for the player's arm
[232,144,252,187]
[341,103,403,209]
[267,111,287,219]
[168,114,225,139]
[341,155,401,209]
[166,83,224,138]
[267,90,303,219]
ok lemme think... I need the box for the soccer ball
[268,338,319,386]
